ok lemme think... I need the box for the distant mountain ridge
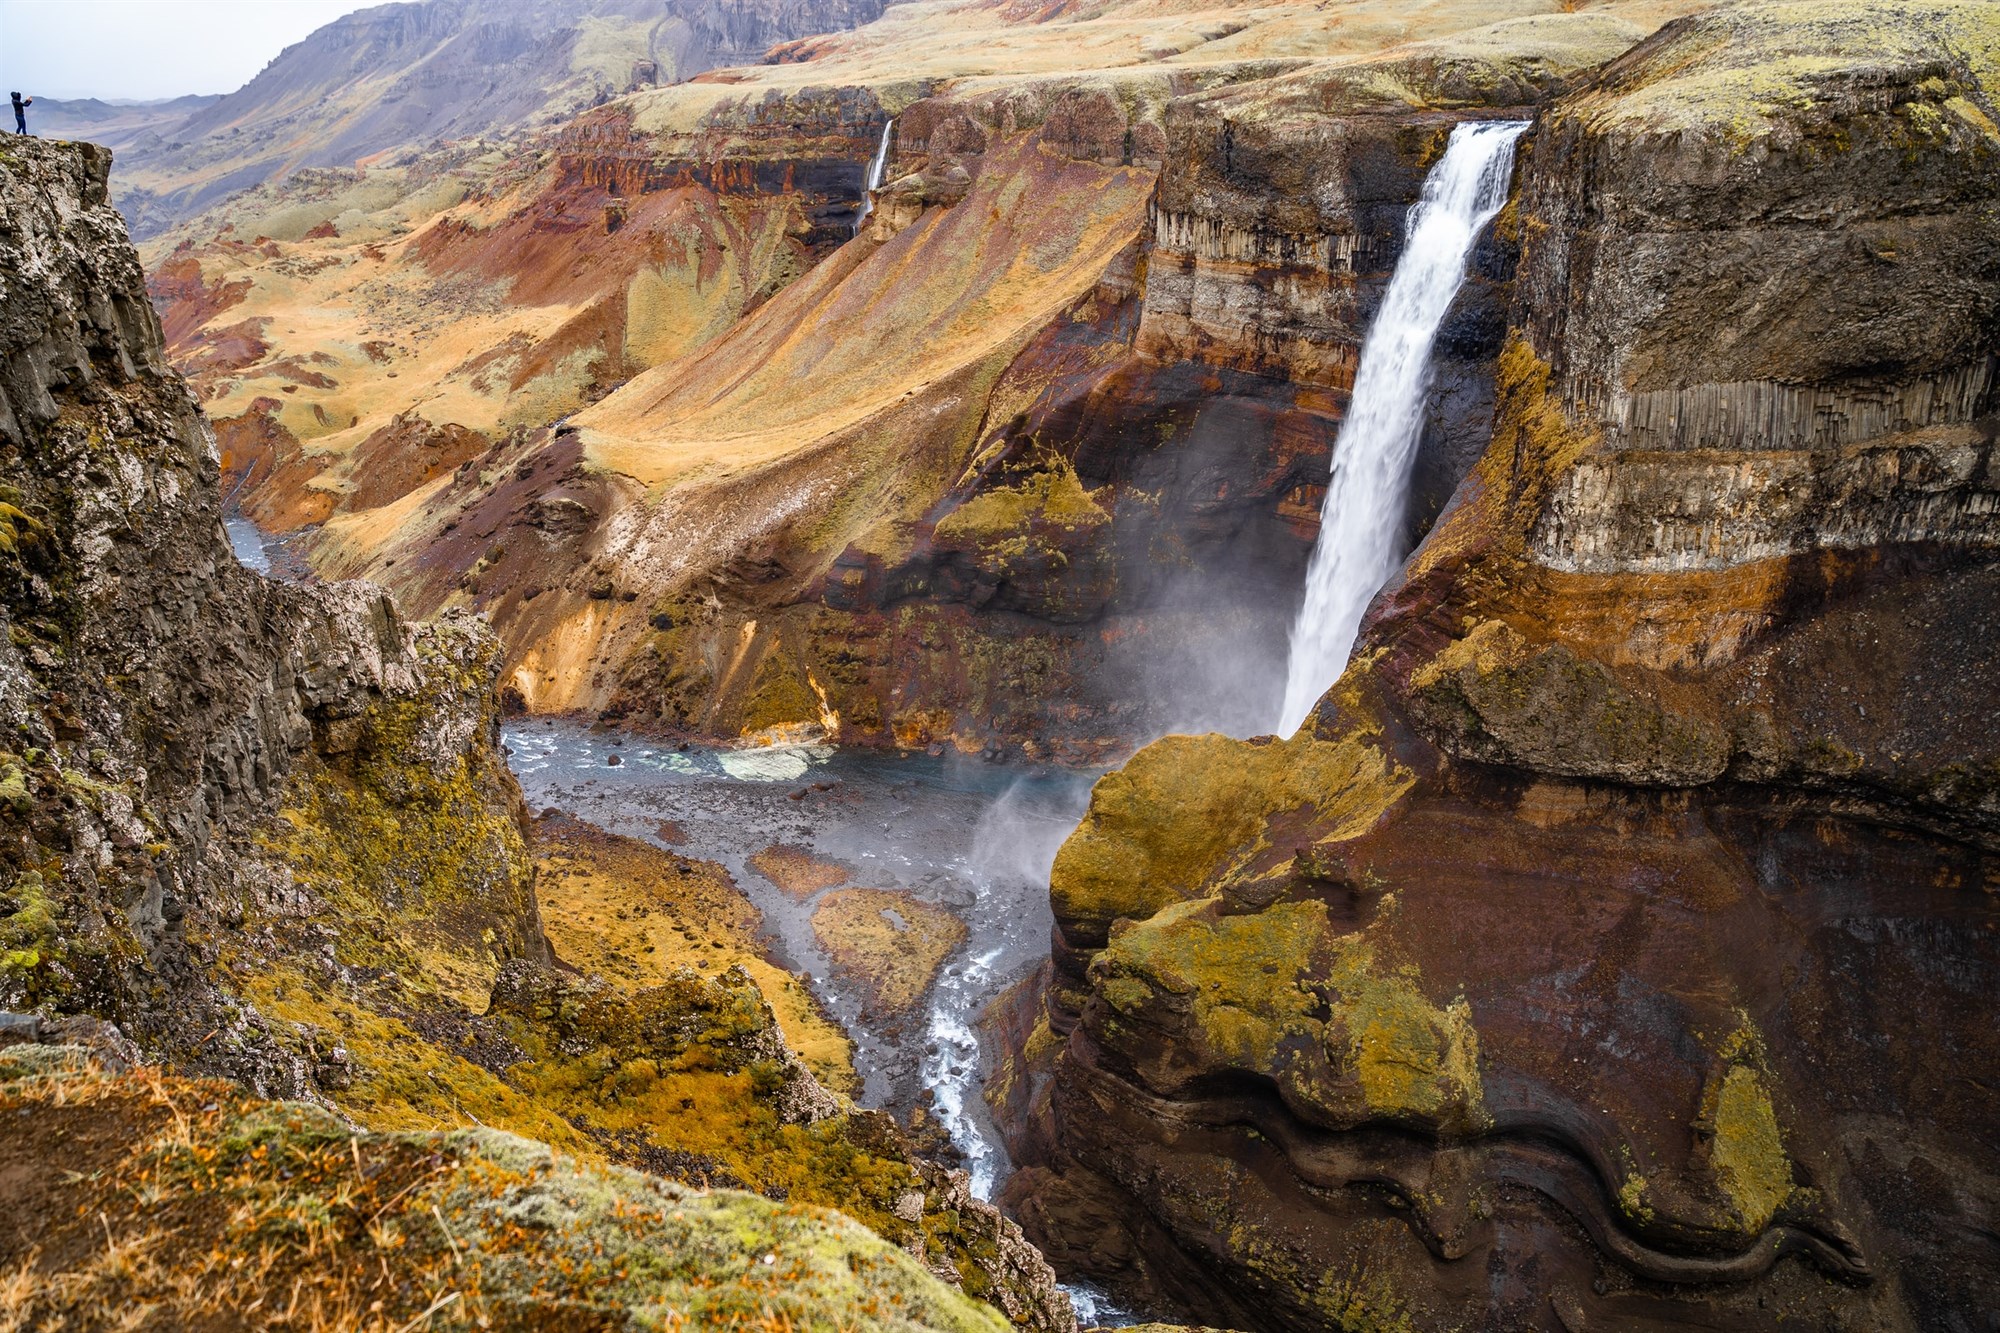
[109,0,887,236]
[25,95,222,153]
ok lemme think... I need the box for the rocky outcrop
[476,959,1077,1329]
[0,137,544,1091]
[997,4,2000,1328]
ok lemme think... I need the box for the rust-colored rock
[996,5,2000,1328]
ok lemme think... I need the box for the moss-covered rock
[1050,726,1413,949]
[1094,896,1485,1131]
[0,1045,1011,1332]
[1405,617,1730,784]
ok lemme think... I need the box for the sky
[1,0,380,101]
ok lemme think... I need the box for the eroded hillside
[0,135,1068,1330]
[151,0,1705,759]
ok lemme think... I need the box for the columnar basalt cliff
[995,2,2000,1327]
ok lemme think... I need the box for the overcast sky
[1,0,382,101]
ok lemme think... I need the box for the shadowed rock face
[994,3,2000,1327]
[0,137,545,1092]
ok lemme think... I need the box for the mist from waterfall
[853,118,894,234]
[1278,120,1528,733]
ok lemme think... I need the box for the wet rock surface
[996,3,2000,1328]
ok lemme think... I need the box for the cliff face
[284,13,1642,759]
[0,136,543,1092]
[2,135,1070,1331]
[995,3,2000,1327]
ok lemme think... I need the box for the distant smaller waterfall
[854,119,894,234]
[1278,121,1528,733]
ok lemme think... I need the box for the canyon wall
[994,2,2000,1328]
[284,15,1643,759]
[149,83,892,536]
[0,134,543,1091]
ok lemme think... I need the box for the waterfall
[1278,121,1528,733]
[853,118,894,234]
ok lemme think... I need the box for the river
[504,718,1098,1198]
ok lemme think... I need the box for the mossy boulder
[1050,726,1413,949]
[1093,897,1485,1132]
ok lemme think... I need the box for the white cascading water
[853,118,894,234]
[1278,121,1528,733]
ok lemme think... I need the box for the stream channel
[232,506,1137,1320]
[505,718,1099,1199]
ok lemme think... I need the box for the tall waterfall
[853,119,894,234]
[1278,121,1528,733]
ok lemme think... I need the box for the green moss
[252,634,536,1006]
[1312,1267,1420,1333]
[740,642,824,735]
[1051,727,1413,945]
[1704,1025,1792,1233]
[1096,898,1486,1132]
[1614,1143,1656,1224]
[0,869,60,976]
[0,501,50,560]
[936,459,1109,545]
[0,759,30,816]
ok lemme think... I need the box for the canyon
[154,0,1694,757]
[5,0,1998,1328]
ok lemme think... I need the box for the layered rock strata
[304,13,1641,757]
[146,84,897,536]
[996,3,2000,1328]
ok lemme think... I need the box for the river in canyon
[504,718,1098,1197]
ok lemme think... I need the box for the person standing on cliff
[10,93,29,135]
